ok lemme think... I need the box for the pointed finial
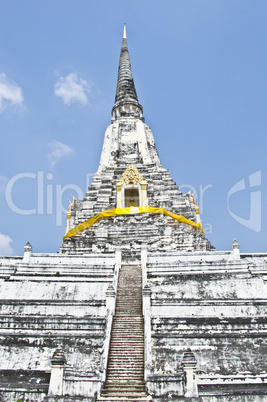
[123,24,127,39]
[24,241,32,253]
[232,238,240,250]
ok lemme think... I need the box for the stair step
[106,373,144,377]
[110,341,143,343]
[110,335,143,338]
[107,368,144,371]
[106,382,145,384]
[110,331,143,333]
[106,376,144,378]
[107,360,144,363]
[108,355,144,358]
[108,350,144,353]
[109,345,144,347]
[97,395,151,401]
[110,331,143,334]
[110,340,143,344]
[102,388,146,393]
[107,367,144,370]
[111,328,143,331]
[109,346,144,348]
[107,370,144,374]
[107,363,144,367]
[107,355,143,358]
[108,359,144,362]
[107,361,144,364]
[108,354,144,357]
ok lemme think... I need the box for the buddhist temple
[0,26,266,402]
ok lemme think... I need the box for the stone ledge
[151,298,267,306]
[147,374,183,382]
[44,397,95,402]
[198,383,267,396]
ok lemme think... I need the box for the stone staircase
[98,264,151,402]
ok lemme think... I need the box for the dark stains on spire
[112,25,143,121]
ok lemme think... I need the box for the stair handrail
[99,247,121,389]
[113,246,121,292]
[142,245,152,381]
[141,244,148,288]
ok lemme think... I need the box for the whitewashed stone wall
[144,250,267,400]
[0,252,116,401]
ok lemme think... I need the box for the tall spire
[112,25,143,121]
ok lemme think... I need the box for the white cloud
[0,73,23,113]
[47,140,74,168]
[54,73,90,105]
[0,233,13,256]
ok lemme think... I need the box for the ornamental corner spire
[112,25,144,122]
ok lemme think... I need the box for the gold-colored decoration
[63,206,205,242]
[116,165,148,208]
[71,195,76,208]
[117,181,122,189]
[190,193,201,225]
[67,200,72,220]
[119,164,146,186]
[191,194,199,214]
[129,198,135,207]
[67,196,76,220]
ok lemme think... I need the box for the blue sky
[0,1,266,255]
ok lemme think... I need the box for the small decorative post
[106,284,116,313]
[48,349,66,396]
[231,238,240,259]
[23,242,32,263]
[182,348,198,398]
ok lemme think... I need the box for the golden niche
[116,165,148,208]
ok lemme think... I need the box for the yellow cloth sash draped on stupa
[63,206,204,242]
